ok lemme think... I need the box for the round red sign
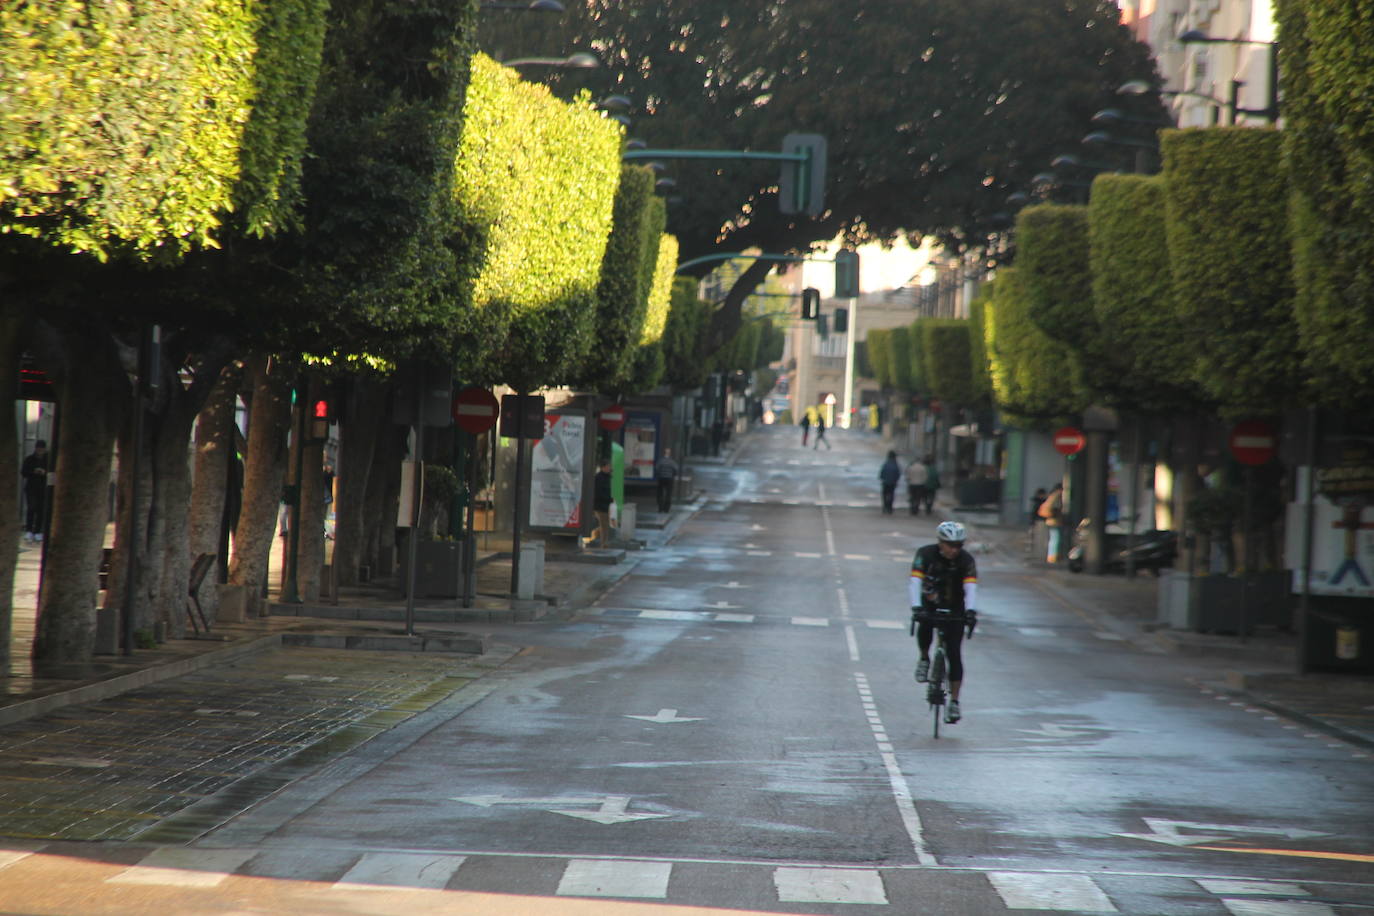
[1229,419,1277,466]
[599,405,626,431]
[1053,426,1086,456]
[452,386,499,434]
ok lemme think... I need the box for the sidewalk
[948,504,1374,751]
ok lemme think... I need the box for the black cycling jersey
[910,543,978,612]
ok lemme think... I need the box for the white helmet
[936,521,966,544]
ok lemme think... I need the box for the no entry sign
[1229,419,1277,466]
[452,386,499,434]
[1053,426,1086,456]
[599,405,626,431]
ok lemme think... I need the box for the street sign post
[1053,426,1086,456]
[1229,419,1277,466]
[453,386,499,435]
[599,405,626,432]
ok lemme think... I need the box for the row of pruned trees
[0,2,733,667]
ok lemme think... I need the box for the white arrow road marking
[1116,818,1329,847]
[625,708,704,724]
[451,795,672,824]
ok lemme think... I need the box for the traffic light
[833,307,848,334]
[801,287,821,319]
[779,133,827,216]
[834,250,860,298]
[310,398,331,441]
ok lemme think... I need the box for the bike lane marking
[853,672,936,865]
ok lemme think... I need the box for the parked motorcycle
[1067,517,1177,575]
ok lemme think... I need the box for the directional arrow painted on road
[625,708,704,724]
[451,795,671,825]
[1115,818,1328,847]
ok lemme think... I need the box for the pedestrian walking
[1039,482,1064,562]
[919,456,939,515]
[904,455,929,515]
[879,451,901,514]
[591,459,614,548]
[1028,487,1047,533]
[655,448,679,514]
[813,409,831,450]
[799,411,811,447]
[21,440,48,542]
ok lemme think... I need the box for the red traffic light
[313,399,330,420]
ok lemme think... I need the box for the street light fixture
[501,52,600,69]
[1176,30,1279,122]
[1117,80,1224,124]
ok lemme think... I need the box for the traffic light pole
[624,133,825,216]
[841,293,859,428]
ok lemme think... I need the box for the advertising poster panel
[623,412,660,480]
[1288,441,1374,598]
[529,412,587,531]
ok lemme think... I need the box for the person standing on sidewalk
[879,451,901,515]
[654,448,679,514]
[21,440,49,543]
[904,455,929,516]
[1040,482,1064,562]
[591,459,614,548]
[799,410,811,447]
[919,456,939,515]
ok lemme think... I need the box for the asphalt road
[1,425,1371,915]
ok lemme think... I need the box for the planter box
[400,541,462,599]
[1157,570,1291,634]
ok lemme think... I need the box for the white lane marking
[792,617,830,627]
[557,859,672,898]
[698,547,724,554]
[845,625,860,661]
[843,554,871,561]
[794,551,823,558]
[1200,881,1310,897]
[866,620,906,630]
[774,867,887,905]
[712,613,756,623]
[109,849,258,888]
[1018,627,1056,636]
[747,550,772,557]
[1221,901,1336,916]
[988,872,1117,912]
[638,610,704,621]
[825,528,837,555]
[837,588,851,619]
[333,853,466,890]
[853,673,935,865]
[0,851,33,871]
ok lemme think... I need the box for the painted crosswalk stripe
[747,550,772,556]
[774,867,887,905]
[712,613,756,623]
[109,849,258,888]
[794,551,823,558]
[557,859,672,898]
[1199,881,1309,898]
[865,620,906,630]
[639,610,707,621]
[988,872,1117,912]
[792,617,830,627]
[333,853,466,890]
[1219,900,1335,916]
[843,554,871,561]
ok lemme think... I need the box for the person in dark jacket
[879,450,901,515]
[21,440,48,542]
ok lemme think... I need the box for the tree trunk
[333,376,386,586]
[34,326,127,665]
[188,362,243,621]
[704,256,780,355]
[228,356,294,617]
[0,307,24,673]
[363,421,407,578]
[296,374,327,602]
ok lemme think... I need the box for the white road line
[746,550,772,556]
[853,673,935,866]
[638,610,706,621]
[1018,627,1056,636]
[865,620,906,630]
[794,551,823,558]
[333,853,466,890]
[1219,900,1335,916]
[1199,881,1310,898]
[845,625,860,661]
[109,849,258,889]
[825,528,837,555]
[843,553,871,561]
[712,613,756,623]
[792,617,830,627]
[837,588,851,619]
[774,867,888,905]
[557,859,672,898]
[988,872,1117,912]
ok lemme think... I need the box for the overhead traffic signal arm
[623,133,826,216]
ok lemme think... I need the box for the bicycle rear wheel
[929,650,947,739]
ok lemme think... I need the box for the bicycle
[910,608,975,738]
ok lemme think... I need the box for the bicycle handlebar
[910,608,978,638]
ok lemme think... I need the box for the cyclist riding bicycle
[910,520,979,723]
